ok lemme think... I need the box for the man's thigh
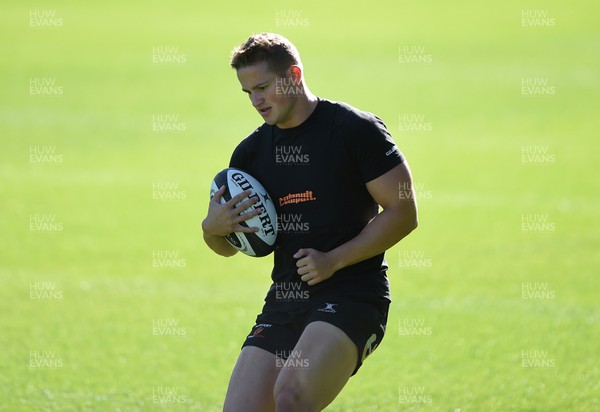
[223,346,279,412]
[273,321,358,411]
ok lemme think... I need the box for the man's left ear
[290,65,302,82]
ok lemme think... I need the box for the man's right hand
[201,186,262,237]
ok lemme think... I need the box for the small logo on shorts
[317,303,337,313]
[248,323,271,339]
[362,333,379,362]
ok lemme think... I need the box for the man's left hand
[294,248,339,286]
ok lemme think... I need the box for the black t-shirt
[229,98,404,311]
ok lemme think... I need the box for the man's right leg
[223,346,279,412]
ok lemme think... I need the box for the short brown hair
[230,32,301,75]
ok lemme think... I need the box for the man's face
[237,61,298,128]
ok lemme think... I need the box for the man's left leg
[273,321,357,412]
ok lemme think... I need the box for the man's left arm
[294,162,418,285]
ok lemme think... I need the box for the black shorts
[241,296,390,375]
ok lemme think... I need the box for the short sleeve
[229,128,261,171]
[344,111,404,183]
[229,139,250,170]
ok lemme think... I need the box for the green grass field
[1,1,599,410]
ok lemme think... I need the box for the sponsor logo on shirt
[278,190,317,207]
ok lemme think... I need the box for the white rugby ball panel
[210,168,278,257]
[225,169,277,244]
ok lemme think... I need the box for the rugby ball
[210,168,277,257]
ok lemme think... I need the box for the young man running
[202,32,418,411]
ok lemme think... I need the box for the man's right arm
[202,232,237,257]
[201,186,261,257]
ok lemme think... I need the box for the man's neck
[277,90,319,129]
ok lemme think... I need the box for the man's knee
[274,375,318,412]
